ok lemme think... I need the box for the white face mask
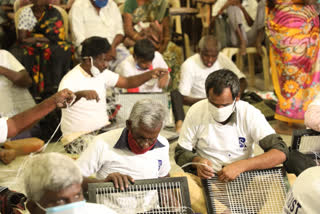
[208,100,236,123]
[90,57,101,77]
[36,200,86,214]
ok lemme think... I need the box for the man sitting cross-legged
[77,99,170,191]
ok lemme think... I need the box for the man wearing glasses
[77,99,170,191]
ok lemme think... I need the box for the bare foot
[0,149,16,165]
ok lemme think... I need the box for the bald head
[198,35,220,52]
[199,36,220,67]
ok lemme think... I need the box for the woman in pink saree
[266,0,320,130]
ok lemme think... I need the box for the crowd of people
[0,0,320,213]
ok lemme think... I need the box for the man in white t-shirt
[0,50,36,142]
[77,99,170,191]
[24,152,116,214]
[0,50,35,119]
[171,35,247,132]
[59,36,168,140]
[304,93,320,131]
[69,0,129,70]
[175,69,288,181]
[116,39,170,92]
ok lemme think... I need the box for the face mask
[135,64,153,71]
[90,57,101,77]
[93,0,108,8]
[208,100,236,123]
[127,130,156,154]
[36,200,86,214]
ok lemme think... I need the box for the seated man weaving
[175,69,288,181]
[77,99,170,191]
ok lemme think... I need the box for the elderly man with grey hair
[171,35,247,132]
[77,98,170,191]
[24,152,116,214]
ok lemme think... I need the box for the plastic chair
[221,46,271,90]
[15,4,69,40]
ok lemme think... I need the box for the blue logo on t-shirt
[239,137,247,148]
[158,160,162,170]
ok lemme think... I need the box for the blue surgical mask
[36,200,86,214]
[93,0,108,8]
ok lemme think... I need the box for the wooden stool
[222,46,271,91]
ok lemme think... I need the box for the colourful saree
[266,0,320,123]
[13,5,73,99]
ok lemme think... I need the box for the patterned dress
[266,0,320,123]
[12,5,73,99]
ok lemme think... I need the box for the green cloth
[123,0,169,23]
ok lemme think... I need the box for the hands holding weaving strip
[192,156,246,182]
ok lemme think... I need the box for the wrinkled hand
[105,172,135,191]
[52,89,76,108]
[217,160,247,182]
[75,90,100,102]
[193,156,215,179]
[151,68,168,79]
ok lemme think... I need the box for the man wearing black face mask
[77,99,170,191]
[175,69,289,182]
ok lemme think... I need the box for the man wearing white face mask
[175,69,289,182]
[24,152,116,214]
[58,37,168,141]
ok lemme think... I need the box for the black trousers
[170,89,185,123]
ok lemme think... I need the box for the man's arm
[237,3,254,27]
[110,34,125,60]
[115,68,168,89]
[6,89,75,138]
[218,134,288,181]
[0,66,32,88]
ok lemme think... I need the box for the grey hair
[198,35,221,51]
[128,99,167,130]
[24,152,83,202]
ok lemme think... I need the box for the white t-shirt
[84,202,117,214]
[0,50,35,118]
[179,53,245,99]
[212,0,258,32]
[115,52,169,92]
[77,128,171,180]
[0,118,8,143]
[69,0,124,47]
[178,99,275,172]
[58,65,119,136]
